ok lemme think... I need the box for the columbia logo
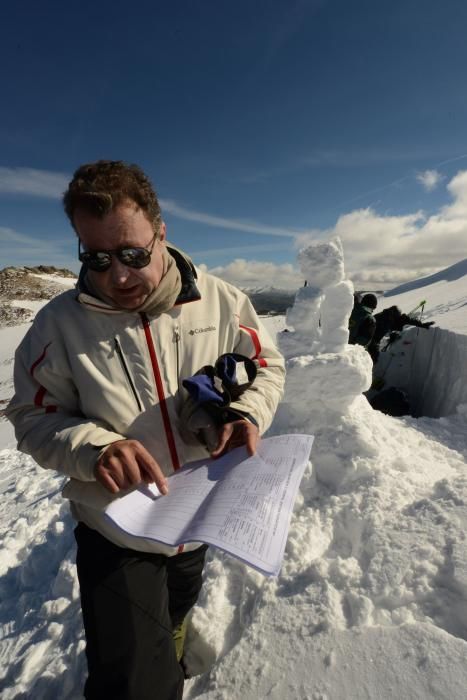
[189,325,216,336]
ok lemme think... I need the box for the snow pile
[184,242,467,699]
[0,451,86,697]
[1,251,467,699]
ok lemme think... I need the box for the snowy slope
[378,260,467,335]
[385,258,467,297]
[1,257,467,699]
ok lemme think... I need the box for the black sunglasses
[78,233,158,272]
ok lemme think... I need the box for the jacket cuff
[72,432,126,481]
[220,406,259,427]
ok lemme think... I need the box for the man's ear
[159,221,167,243]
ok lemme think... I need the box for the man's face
[74,201,166,309]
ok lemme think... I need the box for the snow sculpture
[280,238,352,358]
[275,237,377,488]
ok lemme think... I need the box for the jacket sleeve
[228,292,285,434]
[354,315,376,347]
[6,316,126,481]
[404,314,429,329]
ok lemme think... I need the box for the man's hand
[95,439,168,495]
[210,420,259,459]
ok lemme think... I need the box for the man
[348,292,378,348]
[7,160,285,700]
[368,304,434,363]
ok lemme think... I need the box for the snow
[10,300,52,311]
[1,248,467,699]
[385,258,467,297]
[378,259,467,335]
[29,273,77,287]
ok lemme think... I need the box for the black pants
[75,523,208,700]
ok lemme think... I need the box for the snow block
[284,348,372,420]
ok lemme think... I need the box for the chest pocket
[176,311,239,384]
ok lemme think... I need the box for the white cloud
[204,170,467,291]
[0,225,50,248]
[2,165,467,293]
[416,169,443,191]
[443,169,467,217]
[309,170,467,289]
[0,165,301,240]
[188,242,292,260]
[161,199,299,237]
[0,167,69,198]
[203,259,302,290]
[0,166,298,239]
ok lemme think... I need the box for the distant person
[348,293,378,348]
[6,160,285,700]
[368,305,434,363]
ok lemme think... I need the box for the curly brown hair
[63,160,162,232]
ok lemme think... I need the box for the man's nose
[110,256,131,284]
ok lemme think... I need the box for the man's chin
[112,289,147,309]
[121,300,145,310]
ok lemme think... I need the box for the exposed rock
[0,304,34,327]
[0,266,76,301]
[0,266,77,328]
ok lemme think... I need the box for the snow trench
[374,326,467,418]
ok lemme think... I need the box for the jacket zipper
[174,328,181,392]
[140,313,181,471]
[142,317,184,553]
[114,338,143,412]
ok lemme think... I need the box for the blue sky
[1,0,467,289]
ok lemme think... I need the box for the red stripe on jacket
[239,324,268,367]
[30,342,52,376]
[30,343,58,411]
[33,386,57,411]
[141,314,181,472]
[34,385,46,407]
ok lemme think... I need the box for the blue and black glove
[180,353,257,450]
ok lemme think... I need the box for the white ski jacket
[7,266,285,554]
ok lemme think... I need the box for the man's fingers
[103,452,140,488]
[210,421,260,459]
[210,424,233,458]
[134,444,169,495]
[245,428,259,456]
[95,440,168,495]
[95,467,120,494]
[139,460,168,495]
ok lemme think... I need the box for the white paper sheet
[105,434,314,576]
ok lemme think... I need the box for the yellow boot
[172,618,187,663]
